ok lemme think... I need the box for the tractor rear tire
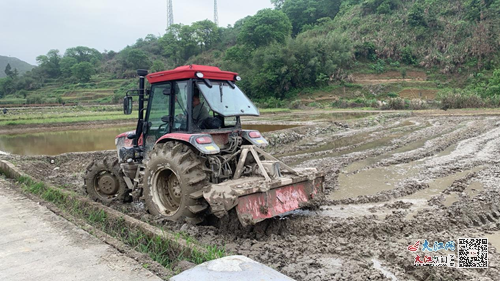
[144,142,208,224]
[84,157,129,204]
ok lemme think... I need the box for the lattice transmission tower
[167,0,174,29]
[214,0,218,26]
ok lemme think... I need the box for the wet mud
[2,112,500,280]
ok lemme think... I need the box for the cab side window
[148,83,171,140]
[173,81,188,131]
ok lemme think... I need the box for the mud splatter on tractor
[85,65,324,226]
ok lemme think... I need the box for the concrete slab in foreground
[170,255,295,281]
[0,178,162,281]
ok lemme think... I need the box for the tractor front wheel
[84,157,129,204]
[144,142,208,224]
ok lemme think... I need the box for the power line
[167,0,174,29]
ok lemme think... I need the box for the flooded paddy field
[0,124,298,155]
[2,110,500,280]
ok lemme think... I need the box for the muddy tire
[84,157,129,204]
[144,142,208,224]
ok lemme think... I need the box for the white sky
[0,0,273,65]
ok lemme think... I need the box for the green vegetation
[1,0,500,109]
[0,106,135,126]
[7,174,225,271]
[0,56,34,78]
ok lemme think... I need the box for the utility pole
[167,0,174,29]
[214,0,218,26]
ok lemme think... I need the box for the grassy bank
[1,173,225,271]
[0,105,135,126]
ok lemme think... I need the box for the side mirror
[123,96,133,115]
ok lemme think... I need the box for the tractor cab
[146,72,259,140]
[119,65,266,161]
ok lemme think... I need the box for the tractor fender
[115,130,144,149]
[156,133,220,155]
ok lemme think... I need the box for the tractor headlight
[195,72,204,78]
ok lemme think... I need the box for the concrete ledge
[0,160,22,179]
[170,255,295,281]
[0,159,209,258]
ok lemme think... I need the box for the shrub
[308,102,324,108]
[331,99,349,108]
[289,100,302,109]
[401,47,417,65]
[382,97,405,110]
[438,91,485,109]
[331,98,378,108]
[256,97,286,109]
[371,59,386,73]
[26,95,45,104]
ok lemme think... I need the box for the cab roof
[146,65,238,84]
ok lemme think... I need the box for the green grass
[9,174,226,271]
[0,114,135,126]
[0,75,134,106]
[0,106,136,126]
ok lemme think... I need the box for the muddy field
[2,111,500,280]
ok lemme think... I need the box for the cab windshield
[196,81,259,117]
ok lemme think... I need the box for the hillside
[330,0,500,73]
[0,55,35,78]
[1,0,499,108]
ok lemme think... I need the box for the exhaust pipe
[133,69,148,148]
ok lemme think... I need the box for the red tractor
[84,65,324,226]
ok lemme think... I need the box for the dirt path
[2,112,500,280]
[0,178,162,281]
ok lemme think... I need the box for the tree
[192,20,220,52]
[122,49,152,70]
[64,46,102,64]
[408,3,426,27]
[218,17,250,48]
[71,62,95,82]
[271,0,285,9]
[4,63,18,79]
[486,68,500,96]
[160,24,199,64]
[238,9,292,48]
[36,49,61,78]
[282,0,342,35]
[0,77,15,98]
[4,63,12,77]
[134,34,162,56]
[151,60,165,73]
[362,0,400,15]
[224,45,252,62]
[59,57,78,78]
[240,29,353,99]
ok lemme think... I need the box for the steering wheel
[172,114,187,131]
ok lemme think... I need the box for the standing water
[0,124,296,156]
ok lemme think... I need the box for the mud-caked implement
[84,65,324,226]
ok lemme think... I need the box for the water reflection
[0,124,297,156]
